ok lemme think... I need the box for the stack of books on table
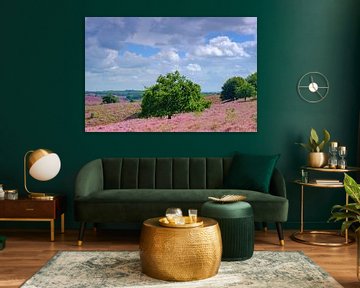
[314,179,342,185]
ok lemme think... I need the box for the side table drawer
[1,201,55,218]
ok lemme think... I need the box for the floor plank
[0,228,358,287]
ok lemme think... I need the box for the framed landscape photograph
[85,17,257,132]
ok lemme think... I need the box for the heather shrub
[102,94,119,104]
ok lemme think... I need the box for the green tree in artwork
[246,72,257,94]
[220,76,256,101]
[235,81,256,101]
[140,71,211,119]
[102,93,119,104]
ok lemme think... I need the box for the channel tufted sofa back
[102,157,233,190]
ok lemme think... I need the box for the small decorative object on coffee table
[165,207,183,224]
[140,217,222,281]
[158,216,203,228]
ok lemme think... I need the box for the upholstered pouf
[201,201,254,261]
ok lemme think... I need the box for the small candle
[338,146,346,153]
[330,142,338,148]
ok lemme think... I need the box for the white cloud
[194,36,250,58]
[186,63,201,72]
[156,49,180,62]
[120,51,149,68]
[85,45,119,72]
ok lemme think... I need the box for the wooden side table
[0,195,66,241]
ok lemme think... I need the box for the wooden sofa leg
[77,222,86,246]
[276,222,285,246]
[262,222,268,232]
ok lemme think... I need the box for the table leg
[61,213,65,234]
[345,193,349,243]
[300,185,304,233]
[50,219,55,242]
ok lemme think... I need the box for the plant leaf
[341,220,358,234]
[329,211,357,221]
[331,203,360,215]
[323,129,330,144]
[308,137,317,152]
[310,128,319,144]
[317,140,325,152]
[295,142,312,152]
[344,173,360,204]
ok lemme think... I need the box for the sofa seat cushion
[75,189,288,222]
[77,189,280,202]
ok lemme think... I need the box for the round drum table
[139,217,222,281]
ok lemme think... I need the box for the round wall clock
[297,72,329,103]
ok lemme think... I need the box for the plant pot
[307,152,328,168]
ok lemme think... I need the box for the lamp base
[28,192,55,200]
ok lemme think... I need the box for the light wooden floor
[0,228,358,288]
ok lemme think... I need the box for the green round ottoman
[201,201,254,261]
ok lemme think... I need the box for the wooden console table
[0,195,66,241]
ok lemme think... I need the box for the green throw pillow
[224,153,280,193]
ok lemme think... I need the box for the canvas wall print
[85,17,257,132]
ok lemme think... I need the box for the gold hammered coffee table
[139,217,222,281]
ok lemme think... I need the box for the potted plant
[296,128,330,167]
[329,173,360,279]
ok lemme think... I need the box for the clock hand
[309,76,316,91]
[310,76,315,87]
[316,90,323,98]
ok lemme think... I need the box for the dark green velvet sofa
[74,157,288,245]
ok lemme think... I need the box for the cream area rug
[21,251,342,288]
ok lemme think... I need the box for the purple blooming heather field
[85,95,257,132]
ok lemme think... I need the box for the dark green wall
[1,0,359,230]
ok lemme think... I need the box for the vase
[308,152,328,168]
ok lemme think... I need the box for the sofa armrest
[75,159,104,199]
[269,168,287,198]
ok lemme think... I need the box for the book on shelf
[314,179,341,184]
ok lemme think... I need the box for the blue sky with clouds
[85,17,257,92]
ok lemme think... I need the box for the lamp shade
[28,149,61,181]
